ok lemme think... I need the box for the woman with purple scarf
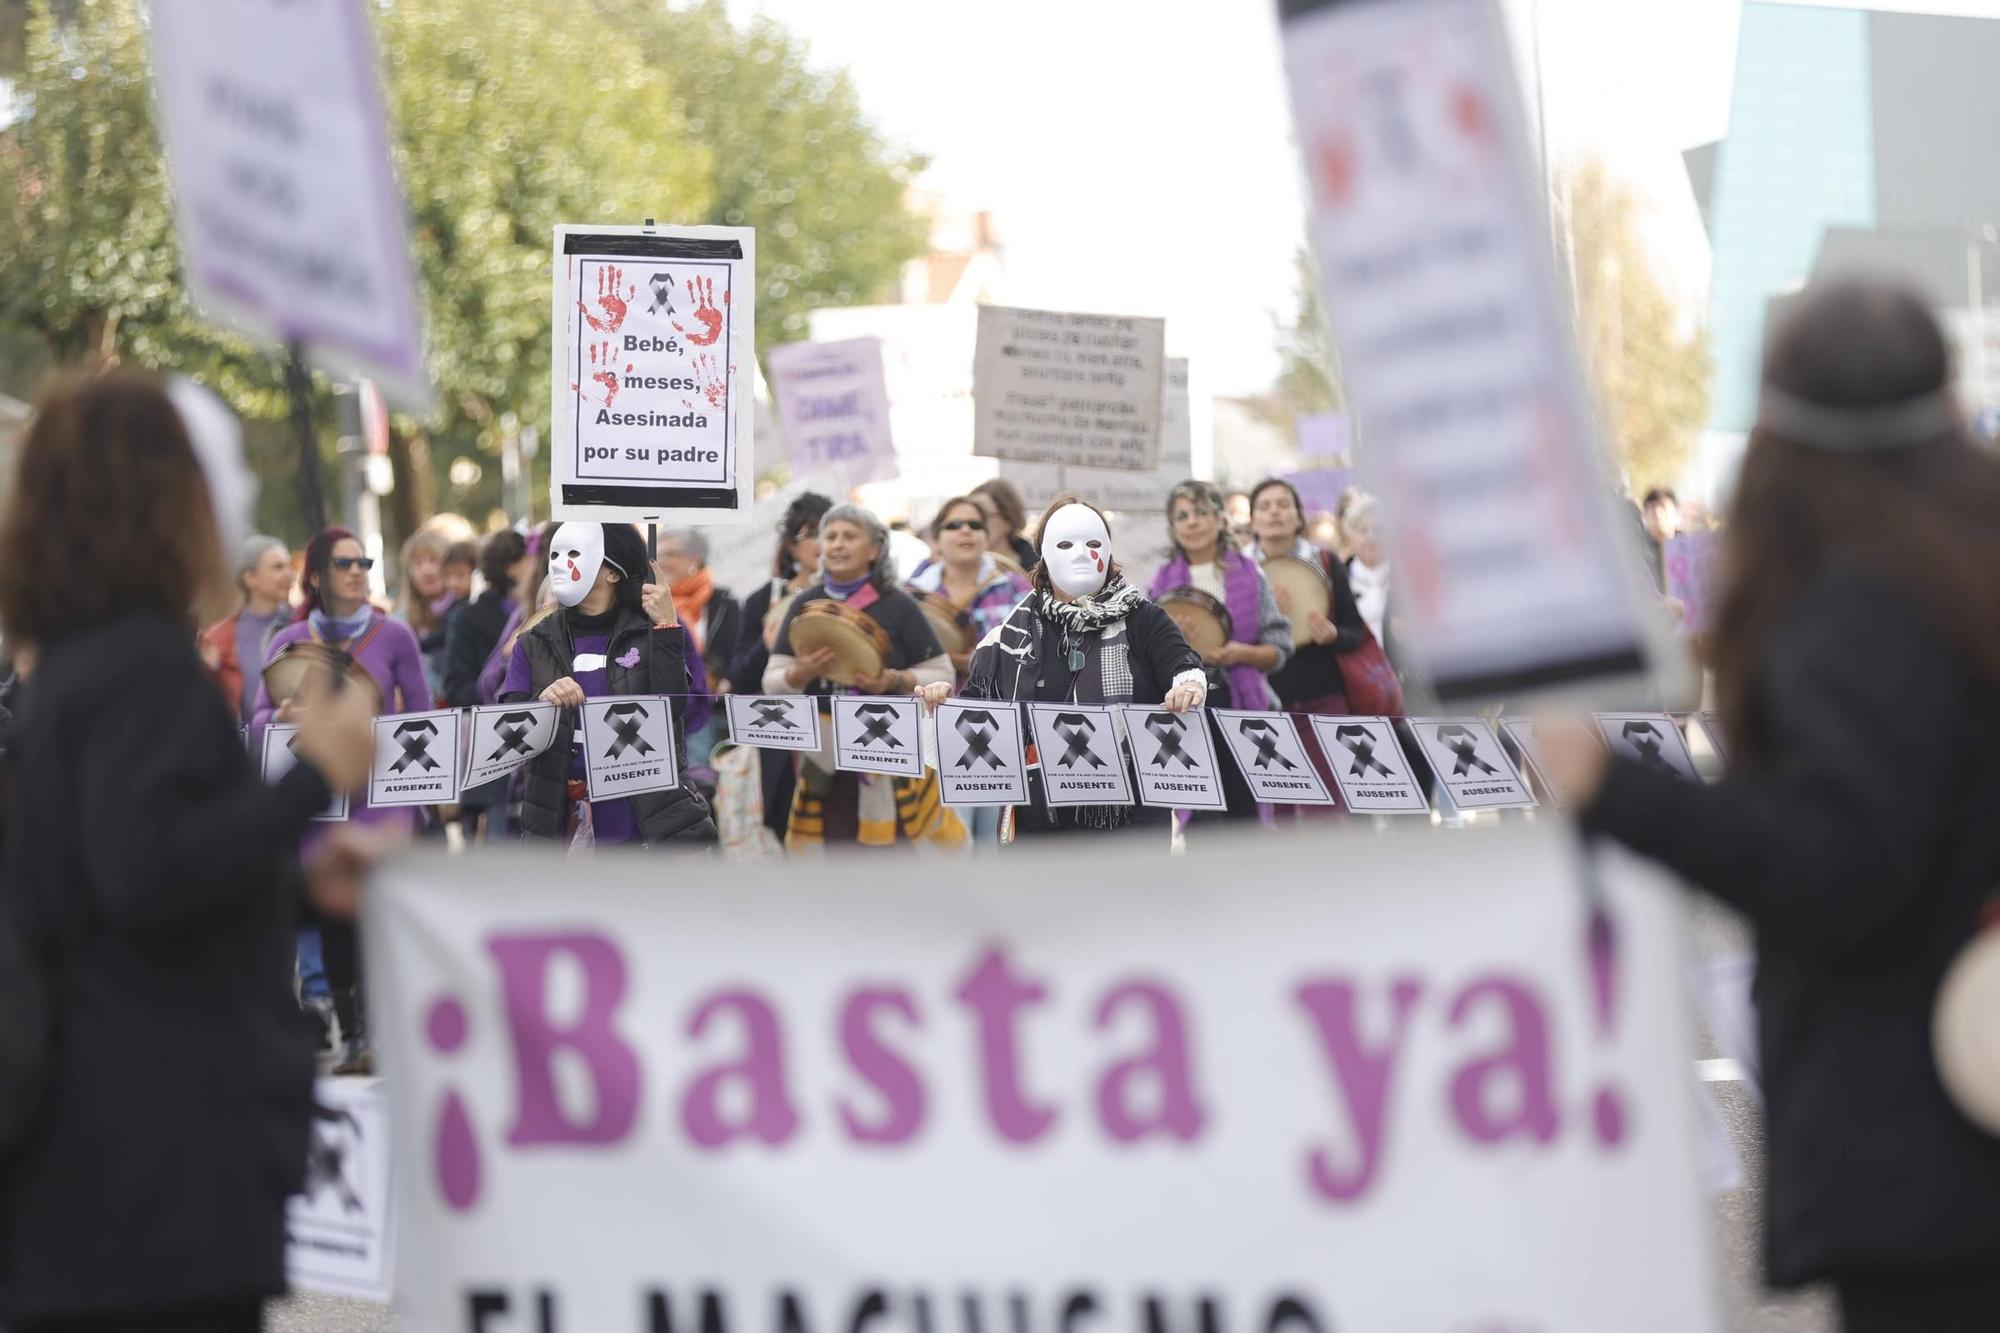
[1149,479,1293,822]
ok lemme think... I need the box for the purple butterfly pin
[616,646,641,669]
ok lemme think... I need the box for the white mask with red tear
[548,522,606,609]
[1041,503,1112,599]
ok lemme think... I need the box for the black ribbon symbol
[1436,724,1497,777]
[648,270,676,315]
[1052,712,1103,769]
[751,699,799,730]
[487,710,538,762]
[390,719,440,773]
[954,709,1005,771]
[1622,720,1674,772]
[1334,724,1393,779]
[856,703,903,749]
[1239,719,1297,770]
[603,702,655,759]
[1145,713,1197,770]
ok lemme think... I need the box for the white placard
[973,306,1165,472]
[369,709,462,808]
[1309,716,1431,814]
[551,224,755,525]
[261,724,348,821]
[146,0,429,410]
[580,696,681,800]
[1501,717,1581,810]
[1408,718,1536,811]
[1120,705,1227,811]
[934,700,1031,807]
[1010,358,1195,512]
[286,1077,394,1304]
[1025,703,1134,807]
[1210,710,1335,805]
[460,704,561,793]
[365,824,1720,1333]
[767,337,897,483]
[1279,0,1655,703]
[1596,714,1701,783]
[726,695,824,753]
[831,695,925,778]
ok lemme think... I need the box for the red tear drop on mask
[567,559,581,581]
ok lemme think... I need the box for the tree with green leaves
[1258,245,1344,448]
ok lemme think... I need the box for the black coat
[2,613,327,1320]
[1583,570,2000,1287]
[699,589,741,693]
[441,588,513,707]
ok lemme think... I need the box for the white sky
[727,0,2000,397]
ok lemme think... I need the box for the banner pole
[285,338,329,536]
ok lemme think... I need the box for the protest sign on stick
[974,307,1165,472]
[1009,359,1194,512]
[767,337,898,484]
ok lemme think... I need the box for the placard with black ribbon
[461,702,560,794]
[1025,702,1133,808]
[1499,718,1577,809]
[1594,713,1700,783]
[1210,708,1334,805]
[831,694,925,778]
[369,709,462,808]
[581,695,681,800]
[1120,705,1227,811]
[1309,715,1430,814]
[1407,717,1536,811]
[724,694,823,753]
[934,699,1031,807]
[261,723,348,821]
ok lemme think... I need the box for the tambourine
[764,586,802,638]
[1263,554,1330,645]
[788,598,892,685]
[262,641,383,712]
[1156,586,1233,655]
[1934,914,2000,1134]
[914,590,974,655]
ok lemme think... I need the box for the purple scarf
[1150,549,1274,710]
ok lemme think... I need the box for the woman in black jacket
[728,491,833,840]
[0,373,375,1332]
[1540,279,2000,1331]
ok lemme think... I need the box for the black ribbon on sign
[390,719,441,773]
[487,710,539,762]
[1239,718,1297,770]
[1436,724,1498,777]
[1622,720,1673,772]
[1333,723,1393,779]
[751,699,800,730]
[1052,712,1104,769]
[1145,712,1197,770]
[954,709,1005,771]
[603,702,655,760]
[856,703,904,749]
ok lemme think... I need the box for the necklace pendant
[1068,647,1085,673]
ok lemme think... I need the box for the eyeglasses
[330,556,376,572]
[939,519,986,533]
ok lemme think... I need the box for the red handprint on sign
[672,276,725,347]
[580,264,635,335]
[583,341,627,408]
[693,353,728,410]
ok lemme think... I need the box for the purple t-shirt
[501,621,641,845]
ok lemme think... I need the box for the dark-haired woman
[921,495,1205,840]
[971,476,1040,572]
[500,521,716,849]
[1539,278,2000,1331]
[0,373,375,1333]
[729,491,833,842]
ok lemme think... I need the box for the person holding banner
[922,494,1205,839]
[763,504,962,849]
[500,522,716,850]
[729,492,833,843]
[1541,279,2000,1330]
[1150,480,1292,822]
[443,529,531,840]
[0,372,377,1333]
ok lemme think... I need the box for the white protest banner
[1120,705,1227,811]
[287,1077,394,1304]
[1026,703,1134,807]
[580,696,680,800]
[551,224,755,525]
[934,700,1031,807]
[1700,951,1762,1104]
[365,824,1720,1332]
[146,0,429,409]
[261,725,348,822]
[1596,714,1701,783]
[1409,718,1536,811]
[460,704,560,794]
[725,695,824,753]
[369,710,462,808]
[1501,717,1580,809]
[1010,359,1194,512]
[1309,716,1431,814]
[768,337,897,483]
[1278,0,1663,705]
[1211,710,1334,805]
[974,306,1165,472]
[832,695,924,777]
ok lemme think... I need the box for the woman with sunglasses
[906,497,1034,680]
[250,526,430,1074]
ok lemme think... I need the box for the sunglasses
[330,556,376,572]
[938,519,986,533]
